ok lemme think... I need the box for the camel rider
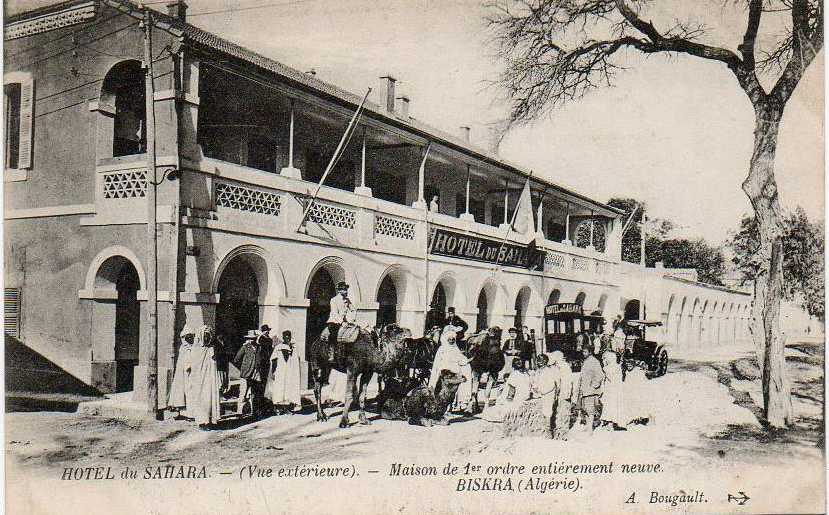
[444,307,468,342]
[327,281,357,359]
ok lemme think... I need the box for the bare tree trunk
[741,104,793,428]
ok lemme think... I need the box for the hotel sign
[428,228,544,270]
[544,303,584,316]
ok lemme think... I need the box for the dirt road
[6,339,824,514]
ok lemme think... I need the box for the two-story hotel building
[4,0,755,403]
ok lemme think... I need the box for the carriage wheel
[656,349,668,377]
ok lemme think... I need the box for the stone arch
[474,278,503,331]
[665,294,676,339]
[513,285,539,329]
[708,300,718,345]
[375,264,413,307]
[303,255,362,302]
[432,270,466,312]
[596,293,609,314]
[678,296,690,346]
[691,298,703,346]
[213,244,285,305]
[97,59,146,158]
[547,287,562,305]
[375,264,414,327]
[84,245,146,294]
[86,249,143,394]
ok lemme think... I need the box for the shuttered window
[4,73,34,172]
[4,288,21,338]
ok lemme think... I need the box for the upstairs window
[4,72,34,177]
[5,83,21,169]
[98,60,146,159]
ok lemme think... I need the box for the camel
[378,369,466,426]
[465,326,504,413]
[306,323,412,428]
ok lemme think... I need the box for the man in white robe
[187,326,221,429]
[267,330,302,413]
[168,325,195,417]
[429,329,472,409]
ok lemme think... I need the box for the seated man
[326,281,357,361]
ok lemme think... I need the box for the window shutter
[17,78,34,169]
[4,288,21,338]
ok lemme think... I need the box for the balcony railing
[94,156,619,282]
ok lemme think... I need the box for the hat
[548,351,565,364]
[282,330,292,337]
[260,324,271,333]
[447,307,456,313]
[180,325,196,337]
[508,327,518,334]
[336,281,349,290]
[244,330,258,339]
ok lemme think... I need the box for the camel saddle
[321,323,361,344]
[337,323,361,343]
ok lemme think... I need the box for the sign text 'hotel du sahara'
[428,228,545,270]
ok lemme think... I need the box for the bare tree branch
[739,0,764,69]
[770,0,824,104]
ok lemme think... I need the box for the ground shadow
[6,336,102,412]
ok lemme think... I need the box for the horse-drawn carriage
[620,320,669,377]
[543,303,605,371]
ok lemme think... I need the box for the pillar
[280,100,302,179]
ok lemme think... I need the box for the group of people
[167,323,303,430]
[568,337,653,436]
[421,310,652,439]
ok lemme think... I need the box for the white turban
[440,329,458,346]
[548,351,565,365]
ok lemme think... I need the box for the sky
[10,0,822,244]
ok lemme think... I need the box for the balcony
[89,156,619,285]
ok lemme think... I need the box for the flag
[511,178,534,236]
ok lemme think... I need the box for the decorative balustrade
[307,201,356,230]
[102,169,147,199]
[93,158,619,280]
[215,182,281,216]
[545,251,567,269]
[375,214,416,240]
[571,256,590,271]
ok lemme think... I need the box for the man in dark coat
[234,327,271,418]
[424,305,446,336]
[444,307,468,341]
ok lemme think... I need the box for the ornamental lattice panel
[572,256,590,271]
[215,182,281,216]
[102,169,147,199]
[545,251,567,269]
[375,215,415,240]
[307,201,355,229]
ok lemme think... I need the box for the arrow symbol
[728,491,750,505]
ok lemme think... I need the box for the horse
[465,326,504,413]
[306,323,412,428]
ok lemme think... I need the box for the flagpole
[420,143,433,334]
[492,172,532,275]
[296,88,371,232]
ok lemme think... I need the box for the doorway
[114,264,140,392]
[216,257,260,365]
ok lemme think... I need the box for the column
[412,143,429,209]
[588,211,595,250]
[563,202,572,245]
[355,129,372,196]
[535,196,544,238]
[280,100,302,179]
[460,164,475,222]
[499,179,510,230]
